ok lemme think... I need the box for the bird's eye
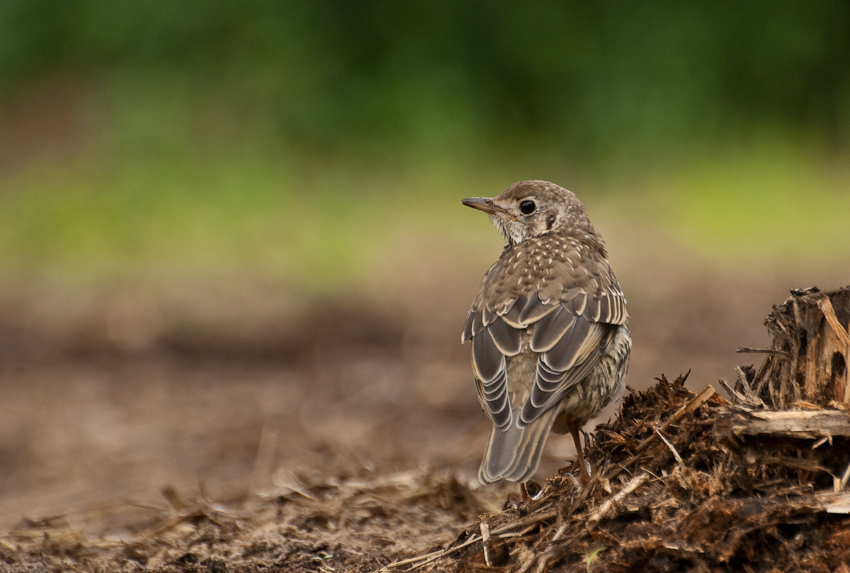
[519,200,536,215]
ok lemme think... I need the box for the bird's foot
[502,492,525,513]
[503,480,542,512]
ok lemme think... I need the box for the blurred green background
[1,0,849,294]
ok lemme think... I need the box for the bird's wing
[463,278,626,429]
[518,278,626,426]
[465,308,521,431]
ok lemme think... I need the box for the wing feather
[530,306,576,352]
[543,319,598,372]
[500,299,524,328]
[472,311,485,338]
[470,313,523,431]
[462,312,475,343]
[471,328,504,383]
[563,291,587,316]
[518,293,558,324]
[586,291,605,322]
[488,317,522,356]
[475,370,511,430]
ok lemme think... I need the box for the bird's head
[462,180,602,249]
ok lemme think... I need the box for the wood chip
[715,409,850,442]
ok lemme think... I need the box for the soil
[0,273,846,571]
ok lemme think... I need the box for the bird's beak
[461,197,508,216]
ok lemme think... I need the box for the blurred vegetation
[0,1,849,288]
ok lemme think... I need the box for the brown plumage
[461,180,631,485]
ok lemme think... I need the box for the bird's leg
[503,483,530,511]
[519,482,530,503]
[568,422,590,485]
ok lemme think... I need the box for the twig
[818,296,850,348]
[728,366,766,408]
[654,428,683,465]
[718,374,764,408]
[812,436,830,449]
[586,473,650,530]
[736,347,787,355]
[550,522,569,542]
[715,409,850,441]
[380,533,481,571]
[480,523,492,567]
[496,528,537,539]
[491,511,558,535]
[718,377,740,403]
[654,385,715,435]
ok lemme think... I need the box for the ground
[0,270,843,571]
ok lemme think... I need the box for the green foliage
[1,1,849,286]
[2,1,849,161]
[653,140,850,262]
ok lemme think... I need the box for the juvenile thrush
[461,180,631,485]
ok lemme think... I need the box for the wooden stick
[480,523,492,567]
[736,347,787,355]
[586,472,650,529]
[819,489,850,514]
[714,409,850,442]
[819,297,850,348]
[655,428,683,465]
[379,533,482,570]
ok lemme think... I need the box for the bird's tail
[478,408,560,484]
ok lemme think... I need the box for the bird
[461,180,631,486]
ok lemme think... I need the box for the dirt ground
[0,264,844,570]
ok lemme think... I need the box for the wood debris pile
[392,286,850,572]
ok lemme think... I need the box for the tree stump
[744,286,850,409]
